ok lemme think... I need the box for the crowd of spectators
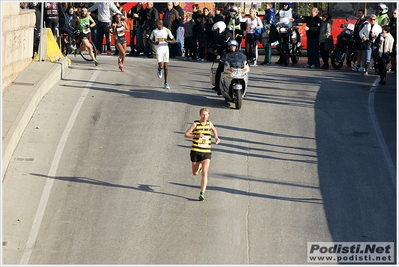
[20,2,396,79]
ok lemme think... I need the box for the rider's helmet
[228,39,239,47]
[212,21,227,33]
[378,3,389,14]
[282,2,292,9]
[229,6,238,14]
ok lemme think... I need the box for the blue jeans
[130,26,143,54]
[97,21,111,53]
[365,46,376,63]
[307,38,320,66]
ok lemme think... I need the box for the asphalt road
[3,54,396,265]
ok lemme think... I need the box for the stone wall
[2,2,36,91]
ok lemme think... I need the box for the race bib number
[198,136,210,147]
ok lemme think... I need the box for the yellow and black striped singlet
[191,120,212,153]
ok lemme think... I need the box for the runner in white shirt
[149,19,176,89]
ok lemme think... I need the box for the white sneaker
[157,69,162,79]
[164,82,170,89]
[358,66,365,72]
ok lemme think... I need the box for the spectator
[127,2,146,57]
[44,2,61,38]
[203,7,214,51]
[245,7,263,66]
[88,2,122,55]
[163,2,181,58]
[275,2,301,64]
[20,2,29,9]
[197,15,210,61]
[32,2,41,58]
[377,3,390,26]
[211,5,225,48]
[60,6,78,51]
[301,7,322,68]
[173,2,185,56]
[183,12,195,60]
[260,2,276,65]
[143,2,159,58]
[360,14,381,75]
[376,25,394,84]
[352,9,368,72]
[388,9,396,72]
[318,13,333,69]
[191,4,203,60]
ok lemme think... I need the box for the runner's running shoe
[157,69,163,79]
[198,193,205,201]
[94,60,100,66]
[164,82,170,89]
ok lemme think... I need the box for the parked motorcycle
[331,17,357,69]
[275,21,302,66]
[210,51,250,109]
[61,30,97,61]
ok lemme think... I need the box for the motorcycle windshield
[225,52,247,68]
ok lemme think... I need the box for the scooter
[331,17,357,69]
[210,51,250,109]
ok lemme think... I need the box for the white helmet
[228,39,239,47]
[212,21,226,33]
[378,3,388,14]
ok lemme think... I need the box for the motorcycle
[210,51,250,110]
[275,21,302,66]
[331,17,357,69]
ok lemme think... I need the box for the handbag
[324,36,333,51]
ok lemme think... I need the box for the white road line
[368,77,396,187]
[19,71,100,264]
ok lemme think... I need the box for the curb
[2,57,69,179]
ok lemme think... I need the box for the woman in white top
[245,7,263,66]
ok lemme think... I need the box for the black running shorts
[190,150,211,162]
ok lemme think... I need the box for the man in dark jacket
[163,2,180,57]
[144,2,159,57]
[301,7,322,68]
[128,2,147,56]
[260,2,276,65]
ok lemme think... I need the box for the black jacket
[302,15,322,39]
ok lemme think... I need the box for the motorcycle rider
[377,3,390,26]
[275,2,301,64]
[224,6,243,48]
[211,21,233,95]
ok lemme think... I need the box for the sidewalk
[2,57,69,179]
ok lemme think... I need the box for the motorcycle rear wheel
[282,44,289,66]
[235,90,243,110]
[331,49,344,69]
[291,54,299,64]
